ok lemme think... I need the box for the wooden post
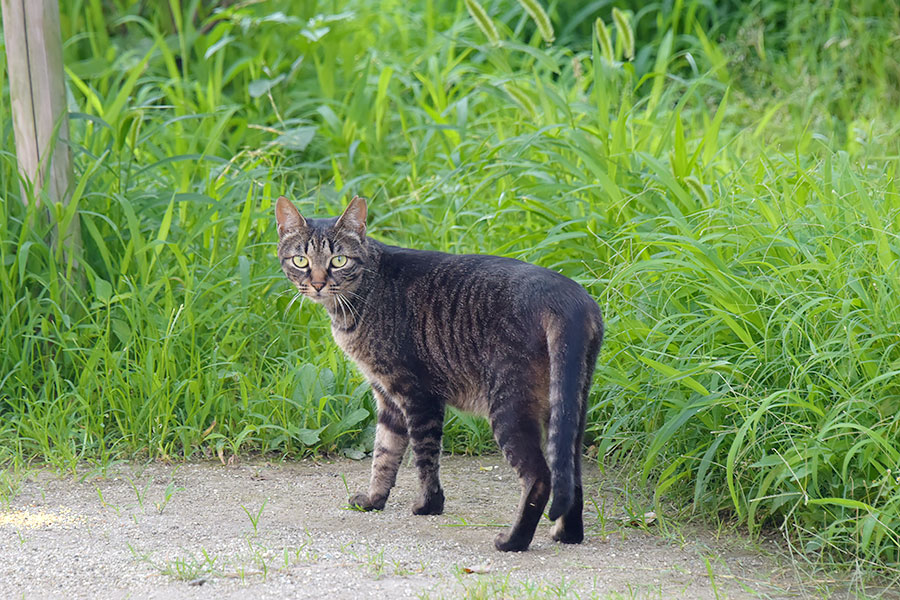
[1,0,80,255]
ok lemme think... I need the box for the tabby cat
[275,195,603,552]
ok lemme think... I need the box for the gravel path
[0,456,833,599]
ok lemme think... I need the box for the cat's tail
[545,308,602,522]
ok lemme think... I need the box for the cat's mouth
[302,286,330,302]
[301,286,342,308]
[299,285,358,323]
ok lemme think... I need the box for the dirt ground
[0,455,866,599]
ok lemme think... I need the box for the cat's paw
[550,520,584,544]
[349,492,386,511]
[411,489,444,515]
[494,531,531,552]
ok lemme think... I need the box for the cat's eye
[291,256,309,269]
[330,255,348,268]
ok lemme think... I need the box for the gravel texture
[0,456,827,599]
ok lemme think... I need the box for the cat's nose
[310,281,326,291]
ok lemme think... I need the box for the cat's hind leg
[490,396,551,552]
[549,385,586,544]
[350,388,408,511]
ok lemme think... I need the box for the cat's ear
[335,195,367,239]
[275,196,307,238]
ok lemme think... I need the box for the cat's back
[378,242,599,317]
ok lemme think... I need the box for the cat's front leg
[350,388,408,511]
[406,399,446,515]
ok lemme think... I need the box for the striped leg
[490,389,551,552]
[349,388,408,511]
[406,399,445,515]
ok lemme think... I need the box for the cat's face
[275,196,370,307]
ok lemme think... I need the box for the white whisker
[339,289,365,301]
[284,290,305,318]
[336,293,350,327]
[338,292,360,323]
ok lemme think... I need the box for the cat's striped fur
[275,195,603,551]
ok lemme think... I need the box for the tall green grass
[1,0,898,573]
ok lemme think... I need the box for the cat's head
[275,195,372,306]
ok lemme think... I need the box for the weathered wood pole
[1,0,81,255]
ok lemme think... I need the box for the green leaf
[95,278,112,303]
[339,408,370,429]
[275,126,317,151]
[249,74,286,98]
[293,427,325,446]
[637,355,710,396]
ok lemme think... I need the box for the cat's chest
[331,322,427,402]
[331,325,384,381]
[330,314,487,414]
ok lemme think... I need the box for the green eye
[291,256,309,268]
[331,255,348,268]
